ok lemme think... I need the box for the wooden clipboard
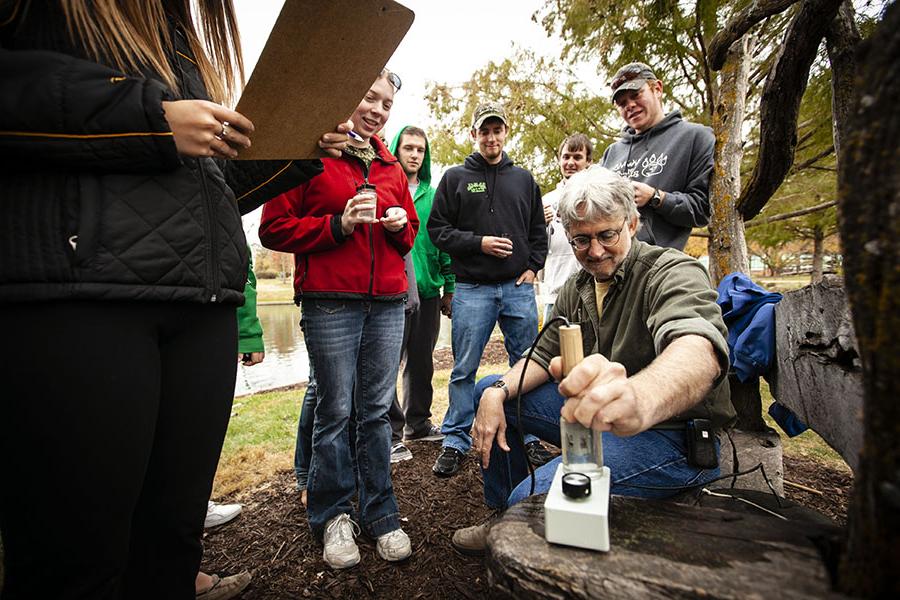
[235,0,414,160]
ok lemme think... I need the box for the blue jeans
[442,280,538,453]
[475,375,721,509]
[301,299,404,538]
[293,357,358,491]
[293,353,316,491]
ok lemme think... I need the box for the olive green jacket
[532,240,735,430]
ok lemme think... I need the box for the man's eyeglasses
[568,219,627,251]
[382,69,402,92]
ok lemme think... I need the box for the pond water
[235,303,307,397]
[234,304,452,397]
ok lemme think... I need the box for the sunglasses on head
[382,69,402,92]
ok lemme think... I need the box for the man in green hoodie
[388,126,456,445]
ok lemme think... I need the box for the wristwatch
[649,188,663,209]
[490,379,510,401]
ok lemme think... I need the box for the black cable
[514,315,571,496]
[614,461,784,509]
[725,428,740,488]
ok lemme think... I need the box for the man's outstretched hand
[549,354,648,437]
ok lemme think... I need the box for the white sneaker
[204,501,242,529]
[376,527,412,562]
[390,442,413,463]
[323,514,361,569]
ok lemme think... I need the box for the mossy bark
[836,2,900,595]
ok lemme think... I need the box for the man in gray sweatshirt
[600,62,714,250]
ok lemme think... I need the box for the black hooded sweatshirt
[428,151,547,284]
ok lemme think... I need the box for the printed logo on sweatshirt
[610,153,669,179]
[467,181,487,194]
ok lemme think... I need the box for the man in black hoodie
[428,102,548,477]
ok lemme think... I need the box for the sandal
[196,572,251,600]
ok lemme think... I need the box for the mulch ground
[202,442,492,600]
[202,339,854,599]
[782,454,853,526]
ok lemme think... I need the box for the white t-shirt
[540,181,582,306]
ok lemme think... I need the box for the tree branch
[745,200,837,227]
[790,145,835,174]
[692,199,837,237]
[826,0,861,160]
[694,1,715,116]
[708,0,802,71]
[737,0,845,221]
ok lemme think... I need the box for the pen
[348,130,364,141]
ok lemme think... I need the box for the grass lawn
[255,277,294,303]
[213,363,507,498]
[213,362,848,498]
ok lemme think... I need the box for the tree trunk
[708,36,752,285]
[708,37,767,433]
[811,224,825,283]
[836,3,900,595]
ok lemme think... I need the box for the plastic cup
[356,184,377,221]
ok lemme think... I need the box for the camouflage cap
[471,102,508,129]
[609,62,657,102]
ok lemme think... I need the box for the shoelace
[326,514,360,545]
[380,529,405,544]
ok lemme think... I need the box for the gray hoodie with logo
[601,110,714,250]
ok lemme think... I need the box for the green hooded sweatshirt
[389,126,455,299]
[237,252,264,353]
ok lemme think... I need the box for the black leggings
[0,300,238,599]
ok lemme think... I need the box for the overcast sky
[233,0,605,141]
[234,0,595,237]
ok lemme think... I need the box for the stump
[486,494,845,599]
[718,428,784,495]
[769,276,862,470]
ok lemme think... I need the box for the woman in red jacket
[260,70,418,570]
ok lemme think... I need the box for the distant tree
[425,49,613,190]
[253,246,293,282]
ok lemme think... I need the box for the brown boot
[451,521,491,556]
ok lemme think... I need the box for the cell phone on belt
[686,419,718,469]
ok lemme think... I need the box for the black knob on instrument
[562,472,591,499]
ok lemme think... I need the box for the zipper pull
[210,293,217,302]
[68,235,78,251]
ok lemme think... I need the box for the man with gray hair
[450,165,735,555]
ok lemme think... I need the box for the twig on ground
[784,478,825,495]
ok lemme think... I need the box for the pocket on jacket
[69,174,102,268]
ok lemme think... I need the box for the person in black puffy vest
[0,2,349,598]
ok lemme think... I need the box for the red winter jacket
[259,136,418,301]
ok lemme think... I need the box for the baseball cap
[609,62,657,102]
[471,102,508,129]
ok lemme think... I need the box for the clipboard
[235,0,415,160]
